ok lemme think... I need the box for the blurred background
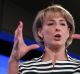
[0,0,80,74]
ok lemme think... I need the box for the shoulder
[65,55,80,73]
[68,55,80,64]
[19,58,42,73]
[68,55,80,71]
[19,57,41,67]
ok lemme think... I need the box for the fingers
[28,44,40,51]
[14,21,24,43]
[13,21,40,59]
[13,21,24,50]
[12,21,23,60]
[71,34,80,39]
[17,21,24,44]
[13,39,18,50]
[18,21,23,40]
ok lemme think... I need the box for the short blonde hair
[33,4,75,48]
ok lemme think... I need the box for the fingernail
[36,45,40,48]
[19,21,23,28]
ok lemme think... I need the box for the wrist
[9,55,20,63]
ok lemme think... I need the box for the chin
[52,42,64,47]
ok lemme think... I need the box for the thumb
[28,44,40,51]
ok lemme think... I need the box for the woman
[8,4,80,74]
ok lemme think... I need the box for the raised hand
[71,34,80,39]
[10,21,39,61]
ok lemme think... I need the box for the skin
[38,13,70,63]
[8,15,80,74]
[8,21,39,74]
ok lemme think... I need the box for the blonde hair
[33,4,75,48]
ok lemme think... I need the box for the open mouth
[55,34,61,37]
[54,34,61,40]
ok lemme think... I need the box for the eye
[60,23,66,26]
[47,23,54,26]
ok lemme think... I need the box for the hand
[71,34,80,39]
[10,21,39,61]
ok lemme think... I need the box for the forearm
[8,55,19,74]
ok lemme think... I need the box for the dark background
[0,0,80,60]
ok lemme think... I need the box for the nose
[55,25,61,31]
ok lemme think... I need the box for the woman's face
[38,12,70,48]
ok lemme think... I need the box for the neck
[42,46,68,63]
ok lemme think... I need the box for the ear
[38,28,43,39]
[68,28,71,39]
[68,28,71,37]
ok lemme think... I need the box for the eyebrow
[48,19,66,22]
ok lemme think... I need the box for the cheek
[42,28,54,38]
[62,29,70,40]
[42,28,53,41]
